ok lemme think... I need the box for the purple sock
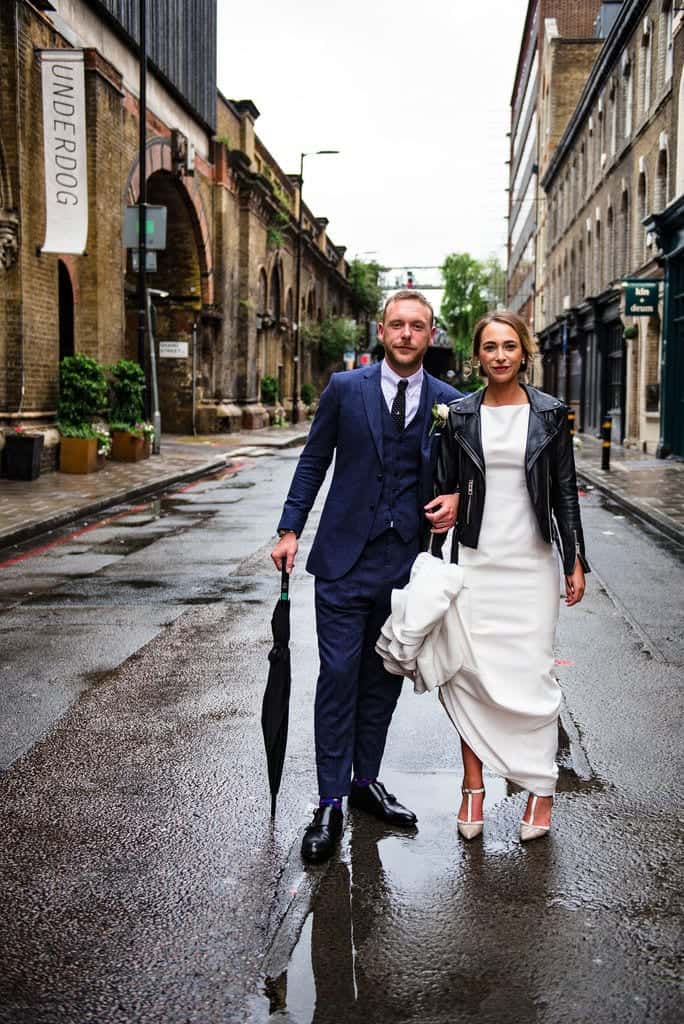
[319,797,342,810]
[353,777,376,787]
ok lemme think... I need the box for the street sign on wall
[624,281,659,316]
[159,341,189,358]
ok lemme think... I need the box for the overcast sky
[216,1,528,284]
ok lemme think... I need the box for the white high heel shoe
[457,786,485,840]
[520,794,551,842]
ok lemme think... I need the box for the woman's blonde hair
[472,310,536,368]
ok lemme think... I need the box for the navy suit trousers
[313,529,420,798]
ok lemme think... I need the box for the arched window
[620,190,630,275]
[655,147,668,211]
[662,2,674,86]
[258,268,267,314]
[285,288,293,327]
[637,172,648,263]
[596,216,603,288]
[622,56,633,141]
[676,68,684,194]
[606,205,615,283]
[58,260,74,360]
[586,226,592,296]
[270,265,281,321]
[609,81,618,156]
[640,20,652,117]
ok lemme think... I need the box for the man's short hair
[382,289,434,327]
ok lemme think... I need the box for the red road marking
[554,658,576,665]
[0,458,250,569]
[0,502,150,568]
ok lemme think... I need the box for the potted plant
[2,425,44,480]
[108,360,153,461]
[57,354,108,473]
[109,420,153,461]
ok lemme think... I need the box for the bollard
[568,410,576,436]
[601,416,612,471]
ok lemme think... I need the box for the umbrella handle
[280,560,290,600]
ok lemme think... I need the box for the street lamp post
[291,149,339,425]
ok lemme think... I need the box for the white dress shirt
[380,360,424,428]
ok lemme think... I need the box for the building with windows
[0,0,351,466]
[538,0,676,453]
[507,0,603,352]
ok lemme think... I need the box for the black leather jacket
[435,384,589,576]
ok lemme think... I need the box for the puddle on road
[260,723,603,1023]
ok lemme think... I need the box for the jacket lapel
[361,362,383,464]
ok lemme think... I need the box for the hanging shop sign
[623,281,659,316]
[40,50,88,254]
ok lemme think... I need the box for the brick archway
[124,138,213,304]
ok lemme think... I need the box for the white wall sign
[40,50,88,254]
[159,341,189,358]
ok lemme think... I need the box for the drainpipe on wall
[14,1,25,414]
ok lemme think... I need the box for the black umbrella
[261,561,292,817]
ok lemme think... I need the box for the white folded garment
[375,551,477,694]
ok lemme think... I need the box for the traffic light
[406,270,414,288]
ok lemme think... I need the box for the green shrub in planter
[260,375,279,405]
[109,359,145,426]
[300,383,316,406]
[58,354,108,427]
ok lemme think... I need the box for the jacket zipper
[455,433,485,477]
[526,427,558,474]
[466,479,474,524]
[573,529,580,556]
[546,470,552,539]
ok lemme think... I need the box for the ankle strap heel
[457,786,485,840]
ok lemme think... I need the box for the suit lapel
[361,363,383,463]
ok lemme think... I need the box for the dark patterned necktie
[391,379,408,432]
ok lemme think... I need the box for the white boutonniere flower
[429,402,450,436]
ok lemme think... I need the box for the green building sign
[623,281,659,316]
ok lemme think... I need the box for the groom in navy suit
[271,290,461,862]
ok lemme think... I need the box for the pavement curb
[576,466,684,547]
[0,454,229,553]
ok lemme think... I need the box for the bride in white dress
[436,311,588,841]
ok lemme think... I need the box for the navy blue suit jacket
[278,361,461,580]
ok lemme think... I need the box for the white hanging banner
[40,50,88,254]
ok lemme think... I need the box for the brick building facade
[507,0,603,367]
[0,0,352,464]
[538,0,677,453]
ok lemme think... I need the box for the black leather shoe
[301,805,344,863]
[348,780,417,826]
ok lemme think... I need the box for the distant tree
[348,258,383,321]
[482,254,506,310]
[440,253,489,357]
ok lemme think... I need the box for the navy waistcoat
[368,389,426,543]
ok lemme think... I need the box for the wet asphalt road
[0,452,682,1024]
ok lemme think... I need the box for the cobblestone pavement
[0,428,308,551]
[574,433,684,544]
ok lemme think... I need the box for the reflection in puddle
[263,739,602,1021]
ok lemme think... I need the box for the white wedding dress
[439,404,562,795]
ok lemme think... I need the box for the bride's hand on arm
[564,560,586,606]
[424,493,459,534]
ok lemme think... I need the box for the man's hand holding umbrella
[271,529,298,573]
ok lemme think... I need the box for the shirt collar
[381,360,424,391]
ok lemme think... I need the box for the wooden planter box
[3,433,44,480]
[59,436,99,474]
[111,430,148,462]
